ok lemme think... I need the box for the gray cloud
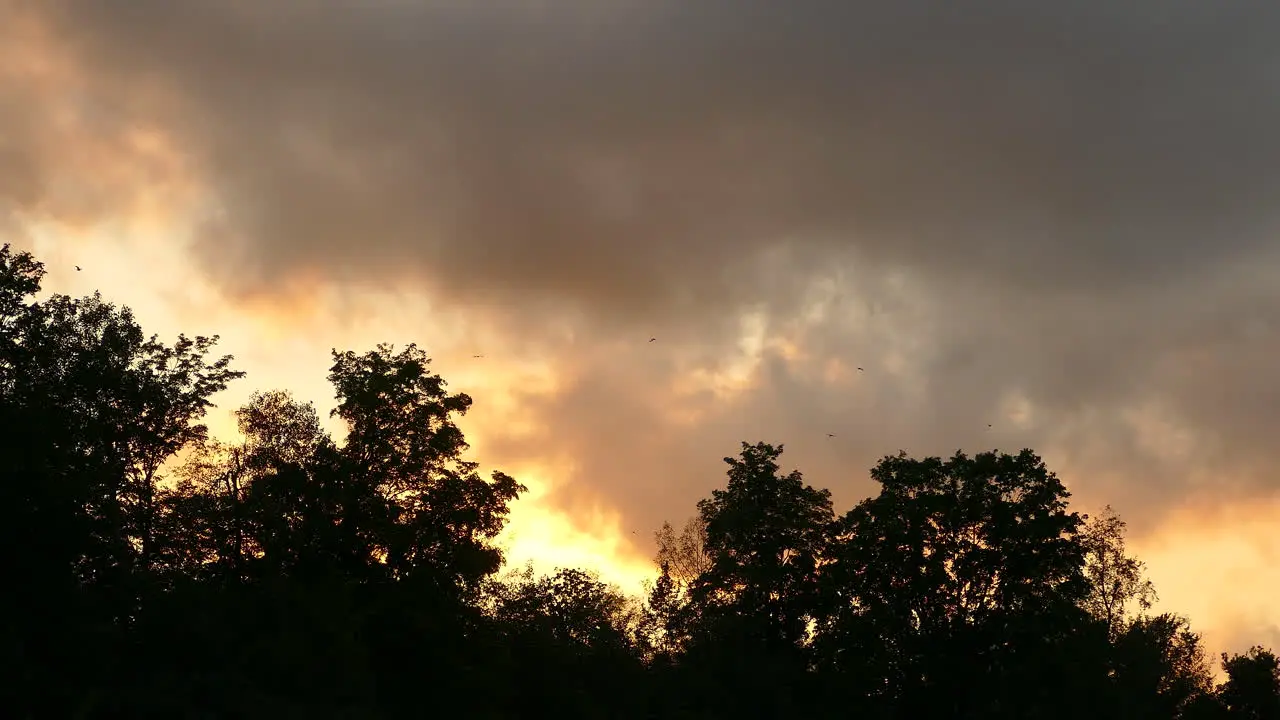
[36,2,1280,305]
[7,1,1280,540]
[484,259,1280,546]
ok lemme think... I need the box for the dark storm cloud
[27,1,1280,311]
[7,1,1280,531]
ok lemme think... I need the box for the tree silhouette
[484,565,646,717]
[329,343,525,593]
[0,245,243,715]
[5,239,1279,718]
[1082,504,1158,635]
[1219,646,1280,719]
[692,442,833,648]
[654,515,713,589]
[669,442,835,718]
[817,449,1098,717]
[1110,613,1215,719]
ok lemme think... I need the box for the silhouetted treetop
[654,516,712,589]
[1082,504,1157,635]
[326,344,524,589]
[2,241,1274,718]
[1219,646,1280,719]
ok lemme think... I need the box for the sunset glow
[7,0,1280,669]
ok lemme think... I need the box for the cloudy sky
[5,0,1280,656]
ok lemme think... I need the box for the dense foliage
[2,244,1274,719]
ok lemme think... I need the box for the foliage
[654,515,712,590]
[1,242,1272,718]
[1082,505,1158,634]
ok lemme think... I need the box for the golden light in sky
[8,0,1280,664]
[23,219,658,593]
[26,216,1280,644]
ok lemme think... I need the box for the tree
[1219,646,1280,720]
[158,391,365,584]
[328,343,525,593]
[490,566,639,652]
[486,566,645,717]
[645,516,712,661]
[1110,613,1215,719]
[0,244,243,715]
[1082,505,1157,635]
[655,516,713,590]
[236,389,328,471]
[12,238,1280,718]
[691,442,834,650]
[639,560,685,661]
[665,442,835,719]
[818,449,1096,717]
[3,288,241,584]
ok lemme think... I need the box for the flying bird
[856,367,864,372]
[472,355,485,358]
[75,266,81,271]
[649,337,656,343]
[827,433,836,438]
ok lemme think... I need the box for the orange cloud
[1134,497,1280,661]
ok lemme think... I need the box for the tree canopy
[1,243,1273,719]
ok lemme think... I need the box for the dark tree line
[2,242,1276,719]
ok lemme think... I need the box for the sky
[4,0,1280,658]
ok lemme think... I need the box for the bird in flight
[75,265,81,271]
[473,354,485,358]
[856,367,864,372]
[649,337,656,343]
[827,433,836,438]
